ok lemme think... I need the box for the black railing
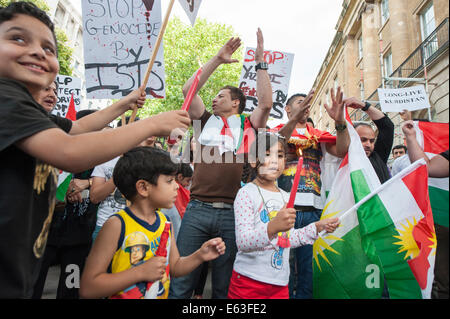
[351,17,449,122]
[392,17,449,81]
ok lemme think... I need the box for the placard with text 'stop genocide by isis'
[51,75,82,118]
[81,0,165,99]
[239,48,294,121]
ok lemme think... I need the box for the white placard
[239,47,294,120]
[377,85,431,112]
[51,75,82,118]
[178,0,202,26]
[81,0,165,100]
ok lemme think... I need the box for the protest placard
[81,0,165,99]
[239,47,294,120]
[51,75,82,118]
[178,0,202,26]
[377,85,431,113]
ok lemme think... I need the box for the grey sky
[74,0,344,97]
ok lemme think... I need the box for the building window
[383,50,393,78]
[67,18,75,34]
[73,60,80,71]
[420,2,436,40]
[55,5,65,24]
[358,36,363,60]
[76,30,83,46]
[381,0,390,25]
[359,82,365,101]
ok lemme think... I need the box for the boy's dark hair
[117,116,140,126]
[221,85,247,114]
[113,147,180,200]
[0,1,58,51]
[286,93,307,107]
[177,163,193,178]
[307,117,315,127]
[76,109,96,120]
[392,144,407,153]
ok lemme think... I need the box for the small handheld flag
[278,150,303,248]
[287,150,303,208]
[181,67,203,112]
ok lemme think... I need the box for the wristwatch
[255,62,269,71]
[362,101,371,112]
[335,122,347,131]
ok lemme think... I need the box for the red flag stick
[287,150,303,208]
[155,222,171,257]
[181,67,203,111]
[278,150,303,248]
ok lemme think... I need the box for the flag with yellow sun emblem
[313,121,436,299]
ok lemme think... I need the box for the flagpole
[318,158,426,238]
[128,0,176,123]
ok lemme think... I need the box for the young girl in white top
[228,132,339,299]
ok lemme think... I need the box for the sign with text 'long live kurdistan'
[378,85,431,113]
[81,0,165,99]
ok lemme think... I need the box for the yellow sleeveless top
[110,208,171,299]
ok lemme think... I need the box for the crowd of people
[0,2,447,300]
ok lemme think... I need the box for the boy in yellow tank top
[80,147,226,299]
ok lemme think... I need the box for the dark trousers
[32,243,90,299]
[432,224,449,299]
[288,209,321,299]
[169,200,237,299]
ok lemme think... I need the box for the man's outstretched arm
[183,37,242,120]
[249,28,272,129]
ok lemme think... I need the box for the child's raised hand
[315,218,340,234]
[139,256,167,282]
[269,206,296,235]
[123,88,147,111]
[151,110,191,137]
[199,237,226,261]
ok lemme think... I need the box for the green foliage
[140,16,243,117]
[55,27,73,75]
[0,0,73,76]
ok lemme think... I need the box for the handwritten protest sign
[178,0,202,26]
[378,85,431,112]
[239,47,294,120]
[51,75,82,118]
[81,0,165,99]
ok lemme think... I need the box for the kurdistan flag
[413,121,449,227]
[56,171,71,202]
[313,121,436,299]
[55,96,77,202]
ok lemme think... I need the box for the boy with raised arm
[169,28,273,299]
[0,2,190,298]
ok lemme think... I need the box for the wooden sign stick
[128,0,176,124]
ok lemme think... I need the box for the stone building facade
[310,0,448,148]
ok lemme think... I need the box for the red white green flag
[413,121,449,227]
[313,120,436,299]
[56,99,77,201]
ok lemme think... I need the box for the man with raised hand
[344,97,394,184]
[169,29,272,299]
[274,87,350,299]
